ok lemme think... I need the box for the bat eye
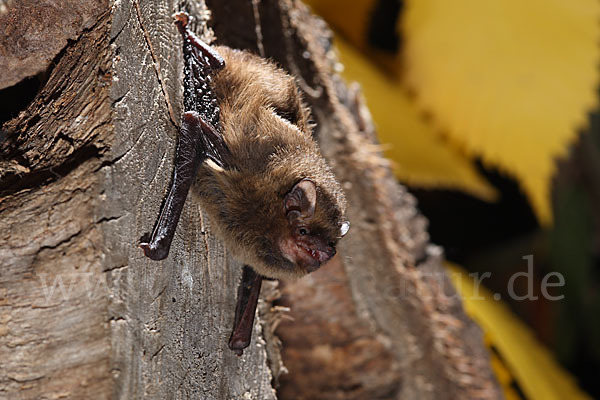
[298,227,309,236]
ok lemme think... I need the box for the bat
[140,12,349,355]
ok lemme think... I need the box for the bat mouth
[296,241,335,273]
[298,243,330,264]
[278,237,334,273]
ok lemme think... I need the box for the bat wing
[140,13,230,260]
[175,12,231,169]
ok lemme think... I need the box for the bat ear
[284,179,316,219]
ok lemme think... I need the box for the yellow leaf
[304,0,401,73]
[336,37,497,200]
[402,0,600,224]
[489,350,524,400]
[446,263,592,400]
[304,0,372,48]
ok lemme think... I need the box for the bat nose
[317,247,335,263]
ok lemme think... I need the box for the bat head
[277,179,349,274]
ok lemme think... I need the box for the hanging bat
[140,12,349,355]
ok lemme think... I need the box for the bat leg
[228,266,263,356]
[140,112,207,260]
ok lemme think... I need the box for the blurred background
[304,0,600,399]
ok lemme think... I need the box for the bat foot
[228,267,262,355]
[173,11,189,28]
[139,242,169,260]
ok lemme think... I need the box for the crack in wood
[132,0,177,128]
[251,0,265,57]
[0,145,103,196]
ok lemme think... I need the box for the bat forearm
[140,113,205,260]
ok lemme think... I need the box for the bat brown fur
[190,47,347,280]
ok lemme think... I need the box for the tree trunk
[0,0,502,399]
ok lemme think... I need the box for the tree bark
[0,0,502,399]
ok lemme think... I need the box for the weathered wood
[0,7,113,398]
[1,0,501,399]
[104,1,277,398]
[0,0,107,90]
[1,0,277,399]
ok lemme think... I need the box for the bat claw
[228,336,249,356]
[173,11,189,27]
[229,345,244,357]
[139,242,169,260]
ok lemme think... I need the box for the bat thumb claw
[228,336,249,356]
[139,242,169,260]
[139,242,152,257]
[173,11,189,27]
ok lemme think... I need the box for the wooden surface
[105,1,276,398]
[0,8,113,398]
[0,0,107,90]
[0,0,502,399]
[1,1,276,399]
